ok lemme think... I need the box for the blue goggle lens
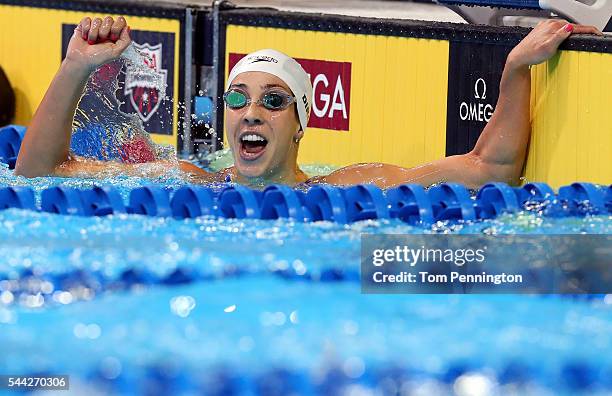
[224,90,294,111]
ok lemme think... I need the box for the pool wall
[527,49,612,187]
[218,9,612,188]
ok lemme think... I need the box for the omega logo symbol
[459,77,494,123]
[474,78,486,99]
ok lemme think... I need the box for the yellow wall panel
[0,5,181,147]
[224,25,449,169]
[526,50,612,188]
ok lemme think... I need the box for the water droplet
[343,356,365,379]
[170,295,196,318]
[100,356,122,379]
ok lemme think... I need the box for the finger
[110,16,127,42]
[551,23,574,45]
[79,17,91,40]
[551,18,569,26]
[88,17,103,44]
[540,18,566,30]
[112,25,132,57]
[572,25,604,36]
[99,16,113,42]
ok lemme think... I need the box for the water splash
[71,43,175,166]
[121,43,167,103]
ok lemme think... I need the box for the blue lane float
[428,183,477,222]
[0,181,610,223]
[170,186,217,219]
[344,184,389,222]
[218,185,262,219]
[128,187,172,217]
[0,124,26,169]
[305,185,348,223]
[387,184,434,225]
[41,187,87,216]
[260,185,308,221]
[516,182,556,206]
[0,186,36,211]
[80,186,127,216]
[558,182,607,216]
[475,182,520,219]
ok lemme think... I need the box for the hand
[65,16,131,73]
[507,19,602,68]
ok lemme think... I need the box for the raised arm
[468,20,601,184]
[320,20,602,189]
[15,17,132,177]
[14,16,131,177]
[14,16,215,181]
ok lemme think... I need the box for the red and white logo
[124,42,168,122]
[229,54,352,131]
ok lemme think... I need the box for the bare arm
[320,20,602,189]
[469,20,601,182]
[14,61,92,177]
[50,156,215,181]
[14,16,131,177]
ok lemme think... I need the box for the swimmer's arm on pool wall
[318,20,602,190]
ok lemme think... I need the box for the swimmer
[14,16,602,188]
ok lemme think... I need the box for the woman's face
[225,71,302,180]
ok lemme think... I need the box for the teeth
[241,134,266,142]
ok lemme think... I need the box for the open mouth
[239,133,268,161]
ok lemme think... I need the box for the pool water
[0,166,611,396]
[196,146,340,177]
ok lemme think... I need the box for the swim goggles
[223,89,296,111]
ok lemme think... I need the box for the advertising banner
[445,41,512,156]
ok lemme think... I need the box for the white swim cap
[226,49,313,132]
